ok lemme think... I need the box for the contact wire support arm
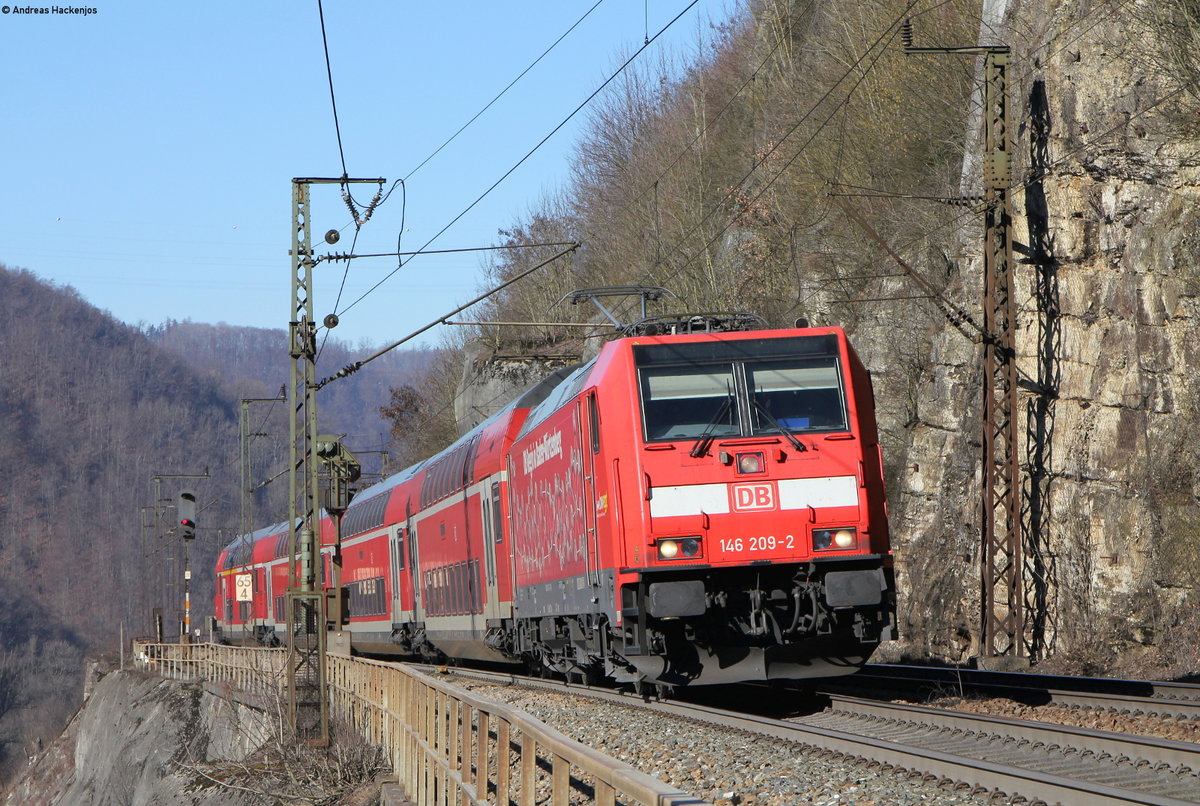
[315,243,579,389]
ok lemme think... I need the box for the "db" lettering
[732,483,776,511]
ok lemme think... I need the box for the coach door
[255,567,266,629]
[389,524,406,620]
[480,479,504,619]
[408,516,424,622]
[264,566,273,626]
[582,393,600,589]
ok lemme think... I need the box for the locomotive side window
[747,358,847,433]
[587,393,601,454]
[640,365,739,440]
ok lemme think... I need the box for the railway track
[417,664,1200,806]
[822,664,1200,719]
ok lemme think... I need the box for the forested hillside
[144,321,437,484]
[0,268,433,785]
[0,266,240,781]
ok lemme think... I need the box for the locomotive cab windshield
[636,333,848,442]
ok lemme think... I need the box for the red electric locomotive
[216,323,896,688]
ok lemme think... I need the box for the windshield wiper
[752,397,807,452]
[689,391,735,458]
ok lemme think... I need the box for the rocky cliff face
[887,0,1200,674]
[5,664,390,805]
[4,667,272,805]
[454,340,584,433]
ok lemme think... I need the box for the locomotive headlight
[657,537,702,560]
[813,527,857,551]
[736,452,765,474]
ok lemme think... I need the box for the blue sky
[0,1,734,349]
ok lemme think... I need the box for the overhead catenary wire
[333,0,703,322]
[322,1,751,334]
[317,241,580,264]
[360,1,979,472]
[527,0,944,326]
[317,0,349,179]
[317,243,580,389]
[629,0,1139,320]
[663,1,928,279]
[372,0,1166,491]
[379,0,931,337]
[819,84,1185,320]
[402,0,609,184]
[317,0,602,317]
[470,0,1141,337]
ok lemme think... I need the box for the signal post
[177,491,197,642]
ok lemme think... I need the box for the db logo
[731,482,777,512]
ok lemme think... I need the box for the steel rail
[420,665,1200,806]
[855,664,1200,699]
[825,694,1200,776]
[828,665,1200,719]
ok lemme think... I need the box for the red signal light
[178,490,197,539]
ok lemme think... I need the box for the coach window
[490,482,503,543]
[455,563,466,615]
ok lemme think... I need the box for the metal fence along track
[132,642,706,806]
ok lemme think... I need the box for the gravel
[923,694,1200,744]
[451,678,1017,806]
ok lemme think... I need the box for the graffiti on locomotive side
[511,428,588,578]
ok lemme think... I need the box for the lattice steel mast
[287,177,381,744]
[903,25,1023,661]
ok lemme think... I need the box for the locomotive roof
[516,358,597,439]
[347,360,586,506]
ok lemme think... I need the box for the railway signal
[177,490,197,540]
